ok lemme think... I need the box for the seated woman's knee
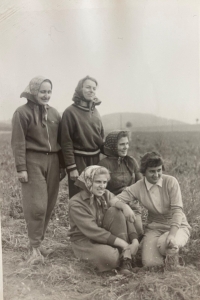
[142,256,164,267]
[106,206,125,219]
[97,246,120,271]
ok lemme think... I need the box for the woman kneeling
[68,166,141,274]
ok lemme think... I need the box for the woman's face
[35,81,52,105]
[92,174,108,196]
[117,137,129,157]
[82,79,97,101]
[144,165,163,184]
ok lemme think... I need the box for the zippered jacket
[61,104,104,173]
[11,101,62,172]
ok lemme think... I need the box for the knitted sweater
[116,175,190,229]
[61,104,104,173]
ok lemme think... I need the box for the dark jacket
[98,156,142,195]
[98,130,142,195]
[61,104,104,173]
[11,101,62,172]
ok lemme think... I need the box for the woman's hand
[166,234,176,248]
[113,237,129,250]
[166,225,178,248]
[17,171,28,183]
[122,204,136,223]
[129,239,139,256]
[70,169,79,181]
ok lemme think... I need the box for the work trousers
[71,207,136,272]
[68,154,100,198]
[142,222,190,267]
[21,151,60,248]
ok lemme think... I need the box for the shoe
[165,245,179,271]
[27,247,44,265]
[39,245,54,257]
[118,258,133,276]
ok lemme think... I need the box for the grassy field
[1,131,200,300]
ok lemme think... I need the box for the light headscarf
[20,76,52,125]
[75,165,109,227]
[72,76,101,111]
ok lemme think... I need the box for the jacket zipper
[45,108,51,152]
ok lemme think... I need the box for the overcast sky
[0,0,199,123]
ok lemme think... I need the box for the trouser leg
[68,177,81,199]
[72,207,135,271]
[103,207,134,259]
[21,152,48,248]
[72,239,120,272]
[103,207,137,242]
[43,153,60,238]
[142,228,164,267]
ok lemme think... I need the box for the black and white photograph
[0,0,200,299]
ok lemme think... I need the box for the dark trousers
[71,207,135,272]
[68,154,100,198]
[21,151,60,248]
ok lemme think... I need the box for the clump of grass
[118,266,200,300]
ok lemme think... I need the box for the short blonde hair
[94,166,110,181]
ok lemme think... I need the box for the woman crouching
[68,165,142,274]
[115,152,191,270]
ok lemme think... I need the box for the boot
[27,247,44,265]
[118,258,133,276]
[39,245,54,257]
[165,245,179,271]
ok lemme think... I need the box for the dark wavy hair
[140,151,165,175]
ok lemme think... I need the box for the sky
[0,0,199,124]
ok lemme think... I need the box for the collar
[27,100,49,110]
[80,189,106,206]
[80,190,91,200]
[145,177,163,191]
[72,102,92,112]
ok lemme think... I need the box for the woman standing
[61,76,104,198]
[98,130,142,195]
[68,165,141,274]
[11,76,65,263]
[115,152,191,269]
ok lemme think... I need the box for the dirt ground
[3,248,101,300]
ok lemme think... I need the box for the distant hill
[102,112,199,132]
[0,121,11,131]
[1,113,200,133]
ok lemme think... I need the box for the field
[1,131,200,300]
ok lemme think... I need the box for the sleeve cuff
[16,164,27,172]
[129,232,138,241]
[107,233,117,246]
[66,164,77,174]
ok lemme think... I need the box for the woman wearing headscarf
[11,76,65,263]
[68,165,142,274]
[98,130,142,195]
[61,76,104,198]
